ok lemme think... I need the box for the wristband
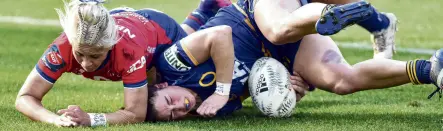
[215,82,231,96]
[88,113,107,127]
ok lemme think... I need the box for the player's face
[153,86,197,121]
[72,44,110,72]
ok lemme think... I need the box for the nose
[81,58,93,68]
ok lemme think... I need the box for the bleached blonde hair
[55,0,119,49]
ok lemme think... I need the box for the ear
[154,82,169,89]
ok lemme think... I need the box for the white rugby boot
[372,13,398,59]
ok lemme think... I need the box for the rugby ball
[248,57,296,117]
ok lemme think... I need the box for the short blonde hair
[55,0,119,49]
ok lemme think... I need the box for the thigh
[292,34,353,92]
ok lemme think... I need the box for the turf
[0,0,442,130]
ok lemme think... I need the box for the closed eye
[75,51,84,57]
[165,95,173,120]
[90,55,101,59]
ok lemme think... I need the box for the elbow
[15,95,24,112]
[135,115,146,123]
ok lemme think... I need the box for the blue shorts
[200,5,301,74]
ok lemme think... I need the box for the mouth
[184,97,190,111]
[83,66,97,72]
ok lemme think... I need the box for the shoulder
[112,41,146,73]
[41,34,73,71]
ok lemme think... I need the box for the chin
[83,67,97,72]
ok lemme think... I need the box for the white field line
[0,16,437,55]
[0,16,59,26]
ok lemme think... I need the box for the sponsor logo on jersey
[46,51,62,65]
[147,46,156,54]
[41,45,66,72]
[164,45,191,71]
[127,56,146,73]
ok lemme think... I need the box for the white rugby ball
[248,57,296,117]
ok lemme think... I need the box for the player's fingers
[296,93,302,102]
[56,121,71,127]
[67,105,80,111]
[57,109,69,115]
[289,76,298,85]
[292,86,306,97]
[197,105,208,116]
[60,113,73,121]
[291,74,304,82]
[208,106,217,117]
[292,81,305,89]
[58,115,77,127]
[63,112,79,119]
[70,117,82,125]
[204,105,213,117]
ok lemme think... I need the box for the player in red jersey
[15,0,233,127]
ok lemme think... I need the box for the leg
[293,34,411,95]
[181,0,232,34]
[253,0,373,44]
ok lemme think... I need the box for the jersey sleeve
[35,44,68,84]
[121,55,148,88]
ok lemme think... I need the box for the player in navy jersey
[15,0,234,127]
[145,0,443,121]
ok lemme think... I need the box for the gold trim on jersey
[233,3,256,32]
[199,72,216,87]
[233,3,272,57]
[180,42,200,66]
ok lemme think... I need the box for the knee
[327,79,358,95]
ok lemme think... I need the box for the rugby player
[15,0,233,127]
[145,0,443,121]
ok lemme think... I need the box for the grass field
[0,0,442,130]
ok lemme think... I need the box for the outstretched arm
[58,85,148,127]
[15,69,77,127]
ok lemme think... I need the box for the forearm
[15,95,59,124]
[211,34,234,85]
[103,86,147,125]
[104,109,144,125]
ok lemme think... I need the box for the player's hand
[52,113,78,127]
[197,94,229,117]
[57,105,91,127]
[290,71,309,102]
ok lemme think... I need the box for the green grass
[1,0,443,130]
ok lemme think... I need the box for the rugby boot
[316,1,374,35]
[428,49,443,99]
[372,13,398,59]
